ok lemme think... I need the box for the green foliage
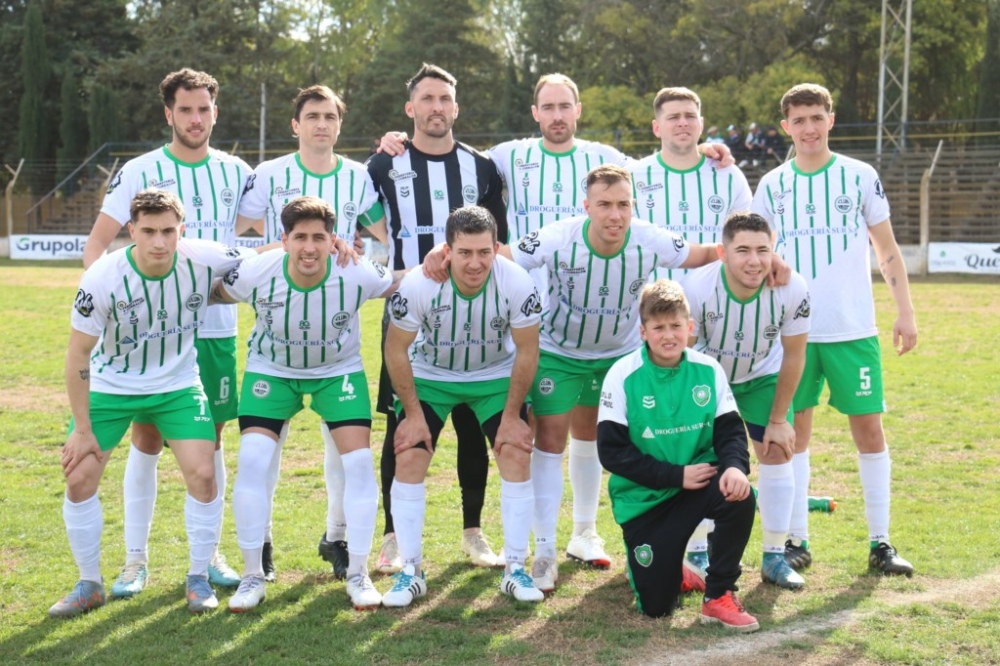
[87,85,119,153]
[17,0,51,192]
[57,68,89,183]
[578,85,650,149]
[976,0,1000,138]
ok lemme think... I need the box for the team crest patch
[343,202,358,221]
[462,185,478,203]
[490,316,507,331]
[331,311,351,329]
[252,380,270,398]
[692,385,711,407]
[634,544,653,568]
[538,377,555,395]
[185,293,204,311]
[834,195,853,214]
[708,195,726,214]
[629,279,646,295]
[763,324,780,340]
[221,188,236,207]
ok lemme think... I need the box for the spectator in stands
[760,126,787,171]
[705,126,725,143]
[725,125,746,165]
[742,122,763,169]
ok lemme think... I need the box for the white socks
[858,448,891,542]
[341,449,377,578]
[501,479,534,566]
[64,494,103,583]
[185,491,222,577]
[758,461,795,553]
[232,432,277,577]
[390,480,425,567]
[687,519,713,552]
[122,444,159,565]
[531,449,564,560]
[214,447,226,551]
[322,425,348,542]
[263,423,287,544]
[789,450,811,542]
[568,438,601,535]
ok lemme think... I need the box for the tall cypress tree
[17,0,52,193]
[57,67,89,184]
[977,0,1000,143]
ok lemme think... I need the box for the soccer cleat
[186,574,219,613]
[346,573,382,610]
[761,553,806,589]
[566,528,611,569]
[262,542,276,583]
[500,564,544,602]
[700,591,760,633]
[375,533,403,575]
[784,539,812,570]
[461,531,501,568]
[110,562,149,599]
[686,550,710,580]
[869,542,914,577]
[681,558,707,593]
[531,557,559,593]
[208,551,241,588]
[318,533,349,580]
[228,575,266,612]
[381,565,427,608]
[48,580,106,618]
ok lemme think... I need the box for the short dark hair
[446,206,496,245]
[281,196,336,236]
[292,85,346,121]
[780,83,833,117]
[130,189,185,224]
[407,63,457,97]
[159,69,219,109]
[722,211,772,244]
[586,164,631,191]
[652,87,701,115]
[639,279,690,323]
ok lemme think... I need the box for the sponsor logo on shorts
[186,293,204,311]
[763,324,780,340]
[537,377,555,395]
[252,380,270,397]
[692,385,711,407]
[634,544,653,567]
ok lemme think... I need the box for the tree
[976,0,1000,141]
[57,67,89,183]
[17,0,51,193]
[88,84,119,153]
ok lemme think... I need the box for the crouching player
[597,280,758,631]
[51,189,253,617]
[212,196,394,611]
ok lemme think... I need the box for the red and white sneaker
[700,591,759,633]
[680,558,707,593]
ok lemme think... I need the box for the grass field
[0,260,998,665]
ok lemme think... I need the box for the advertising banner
[10,235,88,260]
[927,242,1000,275]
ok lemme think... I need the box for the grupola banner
[927,243,1000,275]
[11,235,88,260]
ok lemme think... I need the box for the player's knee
[395,448,430,482]
[65,469,100,503]
[850,414,885,453]
[495,446,531,480]
[184,459,218,501]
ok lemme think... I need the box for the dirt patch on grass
[0,383,64,411]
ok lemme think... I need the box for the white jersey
[630,153,752,282]
[222,249,391,379]
[488,138,628,241]
[238,152,384,244]
[71,239,252,395]
[685,262,811,384]
[388,255,541,382]
[751,153,890,342]
[100,146,253,338]
[509,216,690,360]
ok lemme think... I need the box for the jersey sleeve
[505,262,543,329]
[479,159,509,244]
[387,271,427,333]
[357,171,385,227]
[780,273,811,337]
[487,141,515,189]
[357,257,393,299]
[509,222,559,271]
[221,250,273,303]
[70,263,113,337]
[749,174,777,224]
[237,169,268,219]
[99,163,139,225]
[181,238,255,273]
[862,169,891,226]
[683,266,713,340]
[650,226,691,269]
[728,167,753,212]
[713,361,739,418]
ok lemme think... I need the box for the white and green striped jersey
[71,239,252,395]
[222,249,391,379]
[750,153,890,342]
[100,146,253,338]
[685,263,810,384]
[488,138,627,242]
[509,216,690,360]
[238,152,384,244]
[388,255,541,382]
[630,153,752,282]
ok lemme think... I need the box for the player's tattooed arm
[210,277,238,305]
[78,369,90,381]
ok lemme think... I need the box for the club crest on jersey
[763,324,780,340]
[186,293,204,311]
[517,231,541,255]
[692,385,711,407]
[74,289,94,317]
[707,195,725,214]
[106,171,122,194]
[490,316,507,331]
[521,290,542,316]
[343,202,358,221]
[537,377,555,395]
[462,185,478,203]
[389,292,408,320]
[221,188,236,207]
[433,189,445,201]
[634,544,653,567]
[252,380,270,398]
[629,279,645,295]
[331,311,351,329]
[794,297,811,320]
[388,169,417,182]
[834,195,853,214]
[642,396,655,409]
[580,178,588,192]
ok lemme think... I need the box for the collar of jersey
[538,140,577,158]
[125,245,177,281]
[641,344,686,376]
[162,146,211,168]
[449,269,492,300]
[720,263,765,305]
[790,153,837,177]
[656,152,705,174]
[295,151,342,179]
[582,219,629,259]
[283,254,332,292]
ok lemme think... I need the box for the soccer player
[237,85,390,582]
[365,63,509,573]
[380,206,544,608]
[82,69,253,597]
[597,279,758,631]
[213,197,393,611]
[49,189,253,618]
[504,164,719,591]
[684,211,810,589]
[751,83,918,575]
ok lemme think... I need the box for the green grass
[1,260,998,665]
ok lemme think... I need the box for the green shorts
[793,336,885,415]
[731,374,793,432]
[69,387,217,451]
[196,336,238,423]
[529,351,622,416]
[239,370,372,423]
[395,377,510,425]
